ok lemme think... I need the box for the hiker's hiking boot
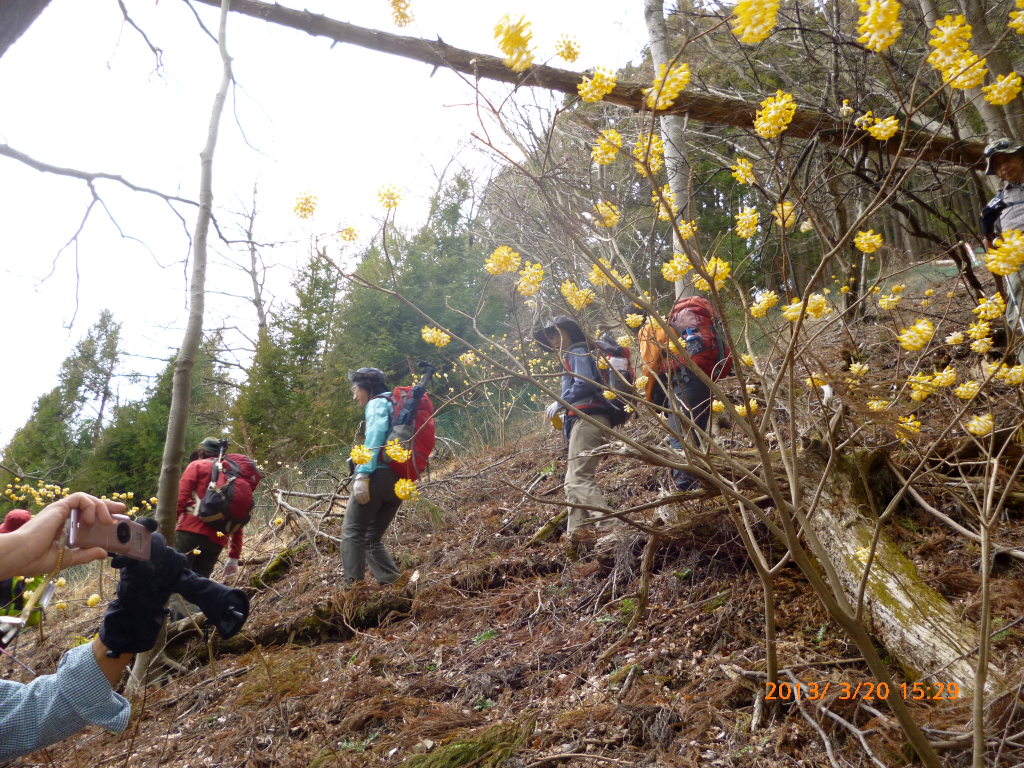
[567,528,598,561]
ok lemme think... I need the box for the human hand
[0,493,124,580]
[99,518,188,655]
[353,475,371,505]
[223,558,239,578]
[545,401,563,420]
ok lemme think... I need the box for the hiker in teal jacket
[344,367,403,587]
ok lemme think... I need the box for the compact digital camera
[67,511,152,561]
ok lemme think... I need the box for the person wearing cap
[173,437,261,581]
[343,367,403,587]
[0,509,43,622]
[533,317,618,539]
[982,139,1024,339]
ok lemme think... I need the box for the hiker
[175,437,261,580]
[981,138,1024,339]
[639,297,731,492]
[0,509,43,623]
[0,492,250,761]
[344,367,404,587]
[534,316,619,539]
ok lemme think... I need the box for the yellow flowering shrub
[578,68,617,102]
[932,366,957,387]
[772,201,796,228]
[662,252,692,282]
[983,72,1022,105]
[485,245,522,274]
[898,414,922,434]
[556,35,580,63]
[294,192,317,219]
[967,319,991,340]
[350,445,374,465]
[516,262,544,296]
[421,326,451,347]
[645,64,692,110]
[338,226,358,242]
[965,413,994,436]
[986,230,1024,275]
[849,362,869,376]
[378,184,402,209]
[625,313,644,328]
[389,0,413,26]
[732,158,755,185]
[394,478,418,501]
[954,380,981,400]
[974,293,1006,320]
[781,299,805,322]
[592,129,622,165]
[694,257,731,291]
[754,91,796,138]
[459,352,477,366]
[946,331,965,345]
[561,281,595,310]
[731,0,780,43]
[652,184,677,221]
[633,134,665,175]
[385,439,412,464]
[853,229,883,253]
[87,594,101,608]
[927,15,987,89]
[602,390,617,400]
[1012,0,1024,33]
[867,116,900,140]
[588,258,631,289]
[867,399,890,410]
[805,293,832,319]
[856,0,902,52]
[735,207,759,238]
[970,337,994,353]
[594,201,621,228]
[494,14,535,72]
[898,318,934,351]
[750,290,779,318]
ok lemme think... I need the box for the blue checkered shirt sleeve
[0,642,130,760]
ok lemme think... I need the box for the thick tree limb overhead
[0,0,50,60]
[191,0,985,167]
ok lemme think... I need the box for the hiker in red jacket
[175,437,261,580]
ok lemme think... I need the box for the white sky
[0,0,647,447]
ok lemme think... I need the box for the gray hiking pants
[667,369,711,490]
[565,414,616,534]
[342,467,403,586]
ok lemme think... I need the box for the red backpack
[195,454,260,535]
[381,386,436,480]
[665,296,733,380]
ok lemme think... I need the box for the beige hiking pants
[565,414,616,533]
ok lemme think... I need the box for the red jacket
[176,454,261,559]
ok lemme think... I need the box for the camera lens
[116,522,131,545]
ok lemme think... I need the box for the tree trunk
[799,450,998,697]
[153,0,234,541]
[0,0,50,59]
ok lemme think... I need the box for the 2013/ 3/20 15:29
[764,680,960,701]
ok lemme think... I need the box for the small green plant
[340,732,379,752]
[539,460,557,475]
[426,662,438,671]
[474,629,498,645]
[674,569,692,582]
[619,598,636,617]
[473,696,496,711]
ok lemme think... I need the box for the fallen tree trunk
[798,450,998,698]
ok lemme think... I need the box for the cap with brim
[0,509,31,534]
[533,315,587,352]
[199,437,222,454]
[984,139,1024,175]
[347,367,386,386]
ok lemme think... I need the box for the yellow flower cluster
[273,516,284,526]
[878,294,901,311]
[849,362,869,376]
[652,184,677,221]
[593,201,621,228]
[556,35,580,63]
[494,14,535,72]
[592,129,622,165]
[805,293,832,319]
[974,293,1006,320]
[389,0,413,26]
[933,366,957,387]
[732,158,755,185]
[946,331,965,345]
[422,326,451,347]
[781,298,805,322]
[867,399,890,411]
[754,91,796,139]
[800,220,814,233]
[867,116,900,140]
[601,390,617,401]
[693,257,731,291]
[971,336,994,353]
[516,262,544,296]
[662,252,692,282]
[87,594,101,608]
[741,354,756,367]
[854,229,884,253]
[898,414,922,434]
[561,281,596,310]
[772,201,796,228]
[750,290,779,318]
[736,207,759,239]
[378,184,402,209]
[856,0,902,52]
[994,363,1024,385]
[898,318,934,351]
[338,226,359,242]
[394,478,418,501]
[735,400,759,417]
[806,373,828,387]
[4,480,70,509]
[459,351,477,366]
[731,0,780,43]
[633,134,665,175]
[350,445,374,465]
[967,319,991,340]
[927,15,987,90]
[385,439,412,464]
[839,99,854,117]
[625,313,644,328]
[645,63,692,110]
[294,192,317,219]
[954,380,981,400]
[578,68,617,102]
[965,413,994,436]
[588,258,632,289]
[712,399,726,413]
[983,73,1022,106]
[1012,0,1024,33]
[986,230,1024,275]
[485,245,522,274]
[908,372,937,401]
[634,375,650,390]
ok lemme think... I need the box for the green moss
[251,545,304,588]
[405,718,535,768]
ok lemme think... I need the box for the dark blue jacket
[561,342,610,438]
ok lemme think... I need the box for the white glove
[353,475,371,505]
[223,558,239,578]
[545,401,564,420]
